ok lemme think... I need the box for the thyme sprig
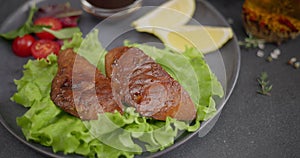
[239,34,265,48]
[257,72,272,96]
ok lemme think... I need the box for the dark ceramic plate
[0,0,240,157]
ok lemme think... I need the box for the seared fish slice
[106,47,196,121]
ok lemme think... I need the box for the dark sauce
[87,0,136,9]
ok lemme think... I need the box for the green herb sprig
[0,4,46,40]
[239,34,265,48]
[257,72,272,96]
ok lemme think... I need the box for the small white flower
[270,52,278,59]
[273,48,281,56]
[258,43,265,49]
[256,50,264,57]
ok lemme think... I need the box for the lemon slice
[132,0,196,33]
[152,25,234,54]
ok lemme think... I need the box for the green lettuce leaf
[62,29,107,74]
[11,55,57,107]
[61,32,83,52]
[77,29,107,75]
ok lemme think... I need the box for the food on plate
[51,49,122,120]
[106,46,196,120]
[34,17,63,40]
[51,46,196,121]
[132,0,196,33]
[11,30,224,157]
[152,25,233,53]
[12,34,35,57]
[31,39,61,59]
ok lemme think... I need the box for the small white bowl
[81,0,143,18]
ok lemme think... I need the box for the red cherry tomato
[34,17,62,40]
[12,34,35,57]
[31,40,60,59]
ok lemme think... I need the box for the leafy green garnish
[76,29,107,74]
[0,5,46,40]
[257,72,272,96]
[61,29,107,74]
[61,32,83,52]
[43,27,81,39]
[238,34,265,48]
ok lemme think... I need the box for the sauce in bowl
[81,0,142,18]
[86,0,136,9]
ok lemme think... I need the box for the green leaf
[43,27,81,39]
[77,29,107,75]
[0,5,46,40]
[11,55,58,107]
[257,72,272,96]
[61,32,83,52]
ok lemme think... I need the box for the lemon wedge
[132,0,196,33]
[152,25,233,54]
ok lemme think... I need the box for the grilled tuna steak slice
[51,49,122,120]
[105,46,130,78]
[106,47,196,121]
